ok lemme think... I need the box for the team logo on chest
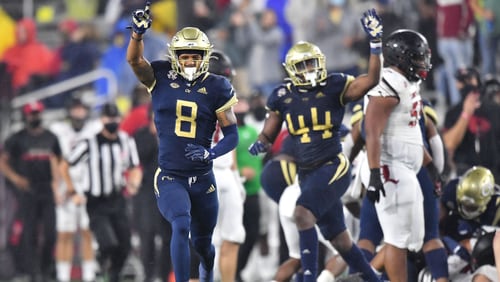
[167,70,178,80]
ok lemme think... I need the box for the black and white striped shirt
[67,131,140,197]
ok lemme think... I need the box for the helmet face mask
[456,166,495,220]
[284,41,327,88]
[168,27,213,81]
[384,29,432,82]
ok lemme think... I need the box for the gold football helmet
[283,41,327,87]
[456,166,495,220]
[168,27,213,81]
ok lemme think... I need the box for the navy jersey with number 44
[149,61,237,177]
[267,73,354,168]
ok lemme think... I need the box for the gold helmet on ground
[168,27,213,81]
[283,41,327,87]
[456,166,495,220]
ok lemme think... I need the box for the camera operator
[442,67,500,182]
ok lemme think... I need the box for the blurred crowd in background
[0,0,500,281]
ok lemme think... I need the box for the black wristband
[131,34,143,41]
[370,168,381,181]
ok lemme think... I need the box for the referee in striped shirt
[60,102,142,282]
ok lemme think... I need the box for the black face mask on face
[70,118,86,132]
[104,122,119,134]
[27,118,42,129]
[460,84,479,100]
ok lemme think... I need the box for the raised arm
[343,9,383,103]
[442,91,480,154]
[126,2,155,89]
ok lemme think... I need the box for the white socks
[56,261,71,282]
[316,270,335,282]
[82,260,96,282]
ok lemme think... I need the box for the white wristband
[370,41,382,54]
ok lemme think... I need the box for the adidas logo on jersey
[304,270,312,275]
[315,92,325,98]
[302,249,311,254]
[206,184,215,194]
[197,87,208,94]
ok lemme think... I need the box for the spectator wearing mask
[49,97,98,282]
[60,103,142,282]
[0,101,62,281]
[442,67,500,181]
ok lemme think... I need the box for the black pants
[87,194,131,282]
[15,189,56,281]
[236,194,261,278]
[133,189,172,282]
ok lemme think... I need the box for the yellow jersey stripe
[216,95,238,113]
[280,160,293,186]
[147,79,157,93]
[350,111,364,126]
[339,75,355,106]
[423,105,438,125]
[153,167,161,196]
[328,153,350,185]
[288,161,297,184]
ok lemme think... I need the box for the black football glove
[426,162,445,197]
[366,168,386,203]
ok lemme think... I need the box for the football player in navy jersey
[126,3,239,282]
[249,8,384,282]
[439,166,499,281]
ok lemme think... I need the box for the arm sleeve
[429,134,445,173]
[212,124,239,159]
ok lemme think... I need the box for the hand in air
[130,1,152,34]
[360,8,383,41]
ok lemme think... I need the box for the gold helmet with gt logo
[456,166,495,220]
[168,27,213,81]
[283,41,327,88]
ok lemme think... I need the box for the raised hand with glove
[360,8,383,55]
[129,1,152,36]
[366,168,386,203]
